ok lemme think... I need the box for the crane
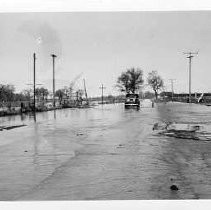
[66,73,83,99]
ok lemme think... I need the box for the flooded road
[0,101,211,200]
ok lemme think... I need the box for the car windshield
[126,94,139,98]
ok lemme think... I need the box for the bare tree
[0,84,15,102]
[116,67,144,94]
[55,89,66,104]
[147,71,164,100]
[35,87,49,101]
[22,88,33,101]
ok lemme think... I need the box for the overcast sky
[1,12,211,96]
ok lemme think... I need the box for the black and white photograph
[0,0,211,209]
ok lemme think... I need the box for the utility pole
[99,84,106,105]
[169,79,176,101]
[183,52,198,103]
[51,54,57,108]
[33,53,36,113]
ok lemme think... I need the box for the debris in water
[153,122,211,141]
[4,125,26,130]
[24,150,28,153]
[127,190,133,192]
[117,144,125,148]
[0,124,26,131]
[153,122,172,130]
[76,133,84,136]
[170,185,179,191]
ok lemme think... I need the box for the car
[124,93,140,108]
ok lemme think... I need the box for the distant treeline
[0,82,156,106]
[161,92,211,97]
[160,91,211,103]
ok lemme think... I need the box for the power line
[183,51,198,103]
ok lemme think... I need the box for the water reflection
[54,110,56,120]
[124,106,140,111]
[1,104,125,126]
[29,112,36,123]
[33,122,39,166]
[20,114,27,122]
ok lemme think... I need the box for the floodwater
[0,101,211,200]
